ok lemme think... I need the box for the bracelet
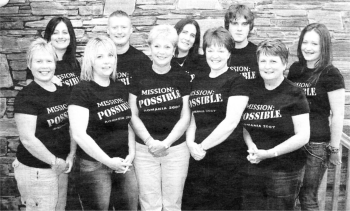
[327,145,339,154]
[144,136,152,145]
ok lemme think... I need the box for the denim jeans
[78,158,138,211]
[134,142,190,211]
[242,164,303,210]
[13,158,68,211]
[299,142,329,211]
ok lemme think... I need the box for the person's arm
[247,113,310,164]
[68,105,130,171]
[15,113,67,172]
[125,124,136,165]
[200,96,248,150]
[186,113,206,160]
[129,93,152,142]
[149,95,191,155]
[64,128,77,173]
[328,88,345,165]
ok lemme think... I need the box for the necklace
[175,56,187,67]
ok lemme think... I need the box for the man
[107,10,151,86]
[225,4,258,81]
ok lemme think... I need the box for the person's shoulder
[247,41,258,50]
[284,78,305,94]
[129,46,150,59]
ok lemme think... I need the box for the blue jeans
[242,164,303,210]
[78,158,138,211]
[299,142,329,211]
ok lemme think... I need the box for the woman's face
[205,44,230,72]
[177,24,197,54]
[301,30,321,68]
[31,50,56,83]
[93,45,116,80]
[50,21,70,51]
[150,37,175,68]
[258,53,286,81]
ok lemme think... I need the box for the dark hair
[256,39,289,66]
[203,27,235,54]
[297,23,332,85]
[224,4,254,31]
[44,16,78,70]
[174,17,201,61]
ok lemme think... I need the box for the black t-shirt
[116,45,152,86]
[171,54,210,82]
[26,59,81,88]
[242,78,310,171]
[228,42,259,81]
[130,67,191,146]
[69,80,131,161]
[287,62,345,142]
[14,82,71,168]
[189,70,249,157]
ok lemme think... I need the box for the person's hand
[107,157,132,173]
[188,142,206,161]
[51,75,62,86]
[247,146,270,164]
[52,158,69,175]
[64,153,75,173]
[148,140,168,155]
[124,154,135,165]
[329,152,342,166]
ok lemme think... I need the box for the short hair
[27,38,57,69]
[147,24,178,47]
[174,18,201,60]
[108,10,131,24]
[203,27,235,53]
[256,39,289,66]
[81,36,117,82]
[224,4,255,31]
[44,17,78,69]
[297,23,332,84]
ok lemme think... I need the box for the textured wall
[0,0,349,210]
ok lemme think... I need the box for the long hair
[80,36,117,82]
[297,23,332,85]
[44,17,79,70]
[174,18,201,61]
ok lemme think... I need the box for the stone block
[0,137,6,156]
[19,9,32,14]
[156,0,176,4]
[9,0,26,3]
[83,18,108,25]
[133,9,168,16]
[131,16,156,26]
[323,3,350,11]
[0,98,6,118]
[8,30,38,35]
[104,0,136,16]
[270,19,308,27]
[0,7,19,14]
[254,18,272,26]
[346,92,350,105]
[156,14,188,20]
[0,177,19,196]
[31,8,77,16]
[1,16,42,22]
[12,71,26,81]
[6,112,14,118]
[333,61,350,74]
[0,197,21,211]
[137,0,156,4]
[6,53,26,60]
[30,1,65,9]
[25,19,50,28]
[19,5,31,9]
[0,54,13,88]
[0,164,9,175]
[200,10,226,18]
[274,10,307,17]
[308,10,343,31]
[0,21,24,29]
[9,61,26,71]
[156,19,181,25]
[130,33,148,46]
[135,26,153,32]
[345,105,350,119]
[176,0,222,10]
[79,4,103,16]
[74,29,85,38]
[0,90,18,98]
[0,119,18,136]
[7,137,20,153]
[138,5,175,10]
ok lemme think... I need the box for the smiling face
[228,15,250,46]
[177,24,197,56]
[258,54,286,82]
[206,44,231,72]
[93,45,116,80]
[50,21,70,51]
[301,30,321,68]
[31,50,56,83]
[107,16,133,47]
[150,37,175,68]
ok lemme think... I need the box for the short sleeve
[323,66,345,92]
[14,90,38,115]
[290,88,310,116]
[287,62,299,80]
[68,82,91,108]
[229,73,250,97]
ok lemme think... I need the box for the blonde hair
[26,37,57,69]
[147,24,178,47]
[81,36,117,81]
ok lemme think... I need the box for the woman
[26,16,80,88]
[242,39,310,210]
[68,36,137,211]
[172,18,208,81]
[182,27,249,210]
[129,25,191,211]
[13,38,75,211]
[288,23,345,211]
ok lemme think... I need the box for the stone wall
[0,0,349,210]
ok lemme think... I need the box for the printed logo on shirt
[294,82,316,96]
[229,66,256,80]
[139,87,181,108]
[96,98,130,122]
[46,104,68,128]
[56,73,80,86]
[117,71,130,86]
[242,104,282,129]
[189,89,223,108]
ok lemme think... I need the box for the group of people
[12,4,345,211]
